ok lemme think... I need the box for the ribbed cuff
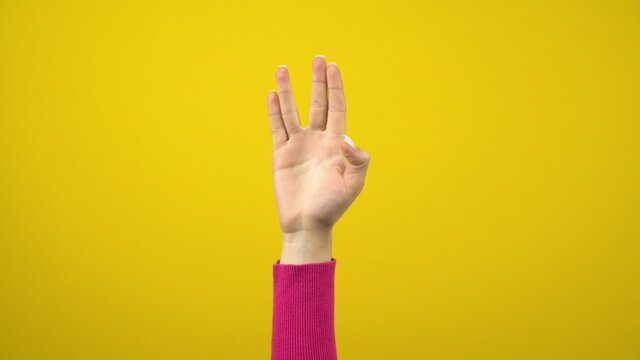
[271,258,337,360]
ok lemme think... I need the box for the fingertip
[276,66,289,80]
[267,90,280,109]
[313,56,326,69]
[362,149,371,163]
[327,63,341,80]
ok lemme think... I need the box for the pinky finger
[267,90,288,150]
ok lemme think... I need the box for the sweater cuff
[271,258,337,360]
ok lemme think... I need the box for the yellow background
[1,0,639,358]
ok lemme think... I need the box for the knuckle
[328,105,346,112]
[310,101,327,109]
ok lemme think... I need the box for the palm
[266,58,370,234]
[273,130,350,233]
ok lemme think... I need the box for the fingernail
[278,64,287,68]
[328,62,337,66]
[315,54,325,58]
[344,134,356,149]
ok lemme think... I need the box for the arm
[271,258,337,360]
[266,56,371,360]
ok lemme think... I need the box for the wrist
[280,228,333,264]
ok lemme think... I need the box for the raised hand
[266,56,371,263]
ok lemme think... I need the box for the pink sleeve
[271,258,337,360]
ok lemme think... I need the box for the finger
[267,90,288,150]
[275,65,302,135]
[342,135,370,194]
[326,62,346,134]
[308,55,328,130]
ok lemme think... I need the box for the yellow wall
[1,0,638,358]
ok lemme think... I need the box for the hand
[266,57,371,263]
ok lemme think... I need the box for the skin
[266,56,371,264]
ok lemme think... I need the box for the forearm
[272,227,337,360]
[271,256,337,360]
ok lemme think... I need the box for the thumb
[342,134,371,178]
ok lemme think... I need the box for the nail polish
[315,55,325,58]
[278,64,287,68]
[344,134,356,149]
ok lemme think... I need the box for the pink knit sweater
[271,258,337,360]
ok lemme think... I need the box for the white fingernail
[328,62,337,66]
[344,134,356,149]
[278,64,287,68]
[315,54,325,58]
